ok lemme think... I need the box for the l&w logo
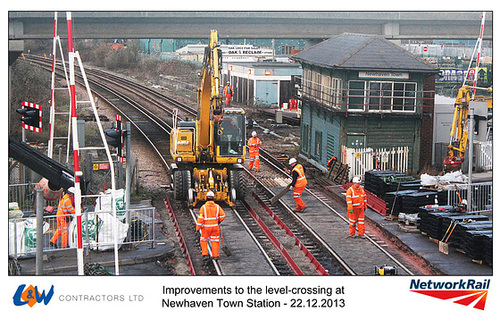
[13,284,54,307]
[410,279,489,310]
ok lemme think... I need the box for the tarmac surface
[12,171,492,276]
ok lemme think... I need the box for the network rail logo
[13,284,55,307]
[410,279,490,310]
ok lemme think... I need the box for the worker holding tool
[346,176,367,238]
[223,81,234,106]
[196,191,226,260]
[327,155,337,178]
[289,157,308,212]
[247,131,263,171]
[50,187,76,248]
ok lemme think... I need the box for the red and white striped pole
[48,12,58,158]
[67,12,85,275]
[472,12,486,97]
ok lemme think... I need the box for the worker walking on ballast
[346,176,367,238]
[247,131,262,171]
[196,191,226,260]
[50,187,76,248]
[289,158,307,212]
[223,81,234,106]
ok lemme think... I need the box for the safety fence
[446,182,493,214]
[476,141,492,171]
[342,146,410,181]
[8,183,59,212]
[8,207,156,259]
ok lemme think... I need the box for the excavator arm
[8,136,82,192]
[444,85,492,172]
[197,30,223,159]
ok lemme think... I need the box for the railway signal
[104,115,124,162]
[16,101,42,132]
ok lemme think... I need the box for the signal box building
[292,33,439,174]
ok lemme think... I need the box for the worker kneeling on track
[196,191,226,260]
[289,157,307,212]
[346,176,367,238]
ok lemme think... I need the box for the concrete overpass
[8,11,493,64]
[10,11,492,40]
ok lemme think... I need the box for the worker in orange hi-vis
[289,157,308,212]
[247,131,263,171]
[345,176,367,238]
[50,187,76,248]
[196,191,226,260]
[223,81,234,105]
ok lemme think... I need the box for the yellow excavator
[443,85,492,172]
[170,30,247,207]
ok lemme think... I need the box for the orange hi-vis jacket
[291,164,307,188]
[346,185,367,211]
[247,137,262,154]
[223,84,234,97]
[197,201,226,231]
[57,193,76,220]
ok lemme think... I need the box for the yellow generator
[170,30,247,207]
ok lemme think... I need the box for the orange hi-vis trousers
[197,201,226,257]
[50,216,70,248]
[293,184,307,211]
[348,207,365,236]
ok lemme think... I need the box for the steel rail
[258,150,415,275]
[240,199,304,275]
[230,206,281,275]
[164,197,196,275]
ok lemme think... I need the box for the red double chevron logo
[411,290,488,310]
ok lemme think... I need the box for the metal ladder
[47,12,72,163]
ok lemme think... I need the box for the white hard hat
[289,158,297,166]
[352,176,361,184]
[461,199,468,206]
[206,191,215,200]
[67,187,76,194]
[252,131,257,137]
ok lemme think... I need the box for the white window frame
[347,80,367,111]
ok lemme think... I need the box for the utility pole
[125,121,131,234]
[35,187,44,275]
[467,107,474,212]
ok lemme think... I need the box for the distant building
[222,62,302,108]
[292,33,439,173]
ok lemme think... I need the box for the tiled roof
[293,33,439,72]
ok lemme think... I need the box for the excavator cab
[215,109,246,160]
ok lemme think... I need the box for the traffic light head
[104,115,123,162]
[17,102,42,132]
[104,128,121,148]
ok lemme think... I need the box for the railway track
[25,55,415,276]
